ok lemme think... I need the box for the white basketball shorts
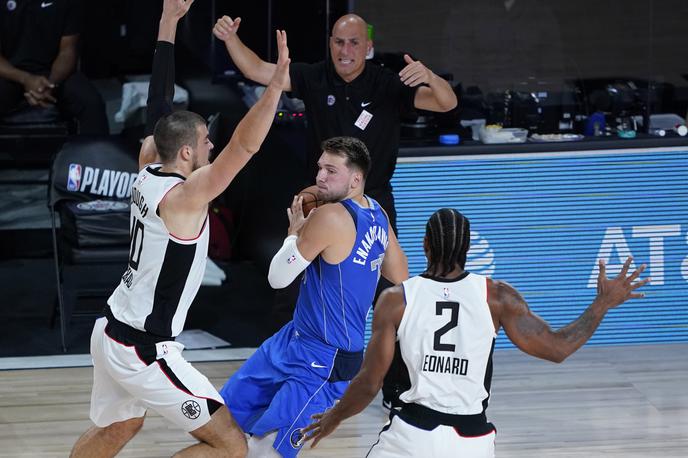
[367,414,496,458]
[89,317,224,432]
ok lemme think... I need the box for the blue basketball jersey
[292,196,389,352]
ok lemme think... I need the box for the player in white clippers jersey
[303,208,650,457]
[70,1,291,457]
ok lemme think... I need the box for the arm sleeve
[267,235,311,289]
[145,41,175,136]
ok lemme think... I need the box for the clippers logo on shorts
[65,163,137,199]
[67,164,82,191]
[289,428,304,449]
[181,400,201,420]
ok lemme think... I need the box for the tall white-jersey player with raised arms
[70,1,291,456]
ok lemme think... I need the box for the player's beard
[323,187,348,203]
[191,154,204,172]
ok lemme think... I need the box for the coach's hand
[399,54,433,87]
[213,16,241,42]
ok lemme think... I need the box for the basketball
[297,185,324,217]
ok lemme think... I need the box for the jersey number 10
[129,217,145,270]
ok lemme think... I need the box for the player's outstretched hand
[302,411,341,449]
[213,16,241,42]
[596,257,650,310]
[268,30,290,91]
[162,0,194,21]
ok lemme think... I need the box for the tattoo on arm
[558,306,601,344]
[499,280,605,362]
[514,311,548,338]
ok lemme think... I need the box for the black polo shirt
[0,0,81,74]
[289,60,417,195]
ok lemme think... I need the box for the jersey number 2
[433,301,460,352]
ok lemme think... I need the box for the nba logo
[67,163,82,191]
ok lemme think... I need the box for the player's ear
[351,170,362,188]
[179,145,192,162]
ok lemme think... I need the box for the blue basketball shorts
[220,321,363,458]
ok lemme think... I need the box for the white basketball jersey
[397,272,496,415]
[107,165,209,338]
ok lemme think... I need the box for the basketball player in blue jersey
[70,1,291,456]
[219,136,409,457]
[303,208,650,457]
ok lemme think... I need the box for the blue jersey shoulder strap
[339,199,359,226]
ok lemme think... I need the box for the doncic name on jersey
[353,225,388,265]
[67,163,137,199]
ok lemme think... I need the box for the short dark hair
[153,111,207,163]
[321,136,371,178]
[425,208,471,276]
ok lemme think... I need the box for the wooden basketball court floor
[1,343,687,457]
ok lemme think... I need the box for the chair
[0,104,76,167]
[48,137,138,351]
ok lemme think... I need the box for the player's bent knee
[189,405,247,456]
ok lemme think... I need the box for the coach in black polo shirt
[0,0,108,134]
[214,13,457,230]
